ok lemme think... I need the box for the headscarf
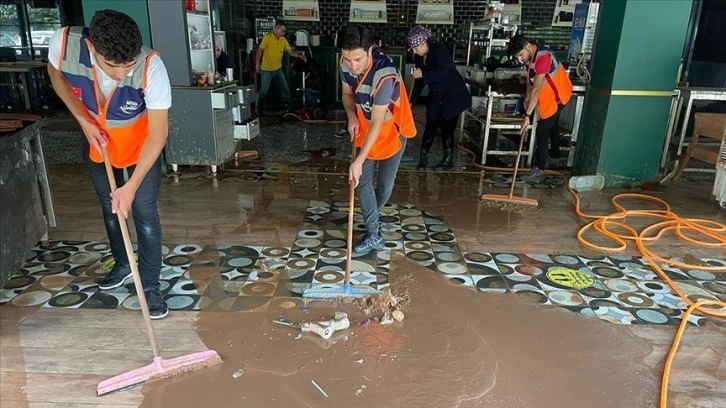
[407,25,431,49]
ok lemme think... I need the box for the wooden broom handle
[101,147,161,358]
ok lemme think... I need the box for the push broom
[481,119,539,210]
[96,147,221,396]
[303,143,379,299]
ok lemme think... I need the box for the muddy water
[140,253,657,407]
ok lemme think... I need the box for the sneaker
[97,262,132,290]
[335,129,350,138]
[352,231,385,255]
[144,288,169,320]
[521,166,546,182]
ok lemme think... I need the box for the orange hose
[456,141,726,408]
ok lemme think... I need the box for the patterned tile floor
[2,201,725,327]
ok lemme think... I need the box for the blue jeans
[87,149,162,290]
[258,69,290,106]
[356,136,407,235]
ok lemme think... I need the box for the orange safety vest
[529,48,573,119]
[340,48,416,160]
[59,26,156,168]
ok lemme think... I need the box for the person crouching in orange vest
[507,34,573,182]
[338,25,416,255]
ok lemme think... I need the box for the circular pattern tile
[4,275,36,289]
[48,292,88,307]
[399,209,422,217]
[38,251,71,263]
[67,252,102,265]
[225,257,254,268]
[314,271,344,283]
[437,262,467,275]
[164,255,192,267]
[82,292,123,309]
[241,282,275,296]
[407,251,434,262]
[294,238,322,248]
[604,279,639,293]
[637,281,672,294]
[320,248,346,259]
[173,245,203,255]
[166,295,195,309]
[380,215,398,223]
[617,293,655,308]
[170,280,203,295]
[324,239,347,248]
[517,290,549,305]
[404,241,431,252]
[686,270,716,281]
[428,225,451,233]
[350,261,376,273]
[465,252,493,263]
[447,276,470,286]
[39,276,75,291]
[634,309,669,324]
[404,232,428,241]
[11,291,52,307]
[286,258,316,270]
[494,253,519,263]
[298,230,324,239]
[547,290,585,306]
[552,255,580,265]
[591,266,624,279]
[83,242,110,252]
[402,224,426,232]
[35,263,71,276]
[430,232,455,242]
[475,276,508,292]
[514,265,543,276]
[703,281,726,295]
[436,252,463,262]
[262,247,290,257]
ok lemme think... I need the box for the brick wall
[237,0,570,48]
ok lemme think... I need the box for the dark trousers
[421,113,460,153]
[87,147,163,290]
[534,104,564,170]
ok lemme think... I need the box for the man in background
[507,34,573,181]
[255,20,306,115]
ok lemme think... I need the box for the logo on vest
[361,101,372,113]
[120,100,141,115]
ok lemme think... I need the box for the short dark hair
[506,34,530,56]
[89,10,142,64]
[275,20,286,29]
[339,25,374,51]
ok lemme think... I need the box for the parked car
[0,33,18,47]
[31,30,54,46]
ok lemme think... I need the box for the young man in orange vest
[508,35,573,181]
[47,10,171,318]
[338,25,416,254]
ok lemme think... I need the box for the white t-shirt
[48,28,172,109]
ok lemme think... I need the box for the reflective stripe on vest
[340,48,416,160]
[529,49,573,119]
[59,26,155,167]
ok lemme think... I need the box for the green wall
[81,0,151,47]
[574,0,692,185]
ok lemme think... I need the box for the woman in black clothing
[409,26,470,170]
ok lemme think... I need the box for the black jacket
[410,40,470,121]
